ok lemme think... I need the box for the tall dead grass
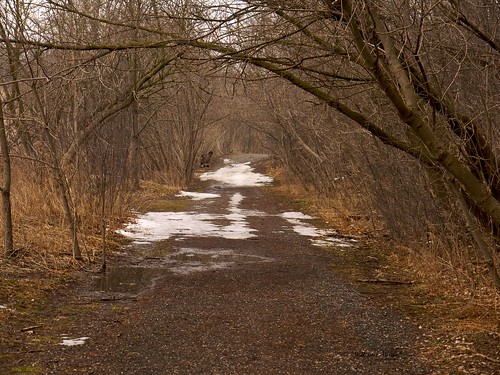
[267,163,382,236]
[0,160,171,271]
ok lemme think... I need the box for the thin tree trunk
[0,100,14,257]
[42,126,82,260]
[100,156,107,271]
[128,5,141,190]
[0,22,35,156]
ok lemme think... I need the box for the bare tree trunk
[100,158,107,271]
[0,100,14,257]
[127,1,142,190]
[0,17,35,156]
[43,125,82,260]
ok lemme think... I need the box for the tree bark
[0,100,14,257]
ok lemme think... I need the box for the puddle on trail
[94,266,166,294]
[93,247,274,294]
[167,248,273,275]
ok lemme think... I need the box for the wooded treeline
[0,0,498,289]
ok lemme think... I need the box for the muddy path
[15,155,433,374]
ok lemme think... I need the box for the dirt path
[16,155,433,374]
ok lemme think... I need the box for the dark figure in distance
[200,151,213,168]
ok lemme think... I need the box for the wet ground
[13,155,434,374]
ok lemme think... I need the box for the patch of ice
[229,192,244,207]
[227,193,267,218]
[281,212,326,237]
[60,337,90,346]
[312,238,355,248]
[281,210,357,248]
[288,222,324,237]
[118,212,220,241]
[281,212,315,220]
[176,191,221,200]
[200,162,273,187]
[118,210,259,241]
[221,221,254,239]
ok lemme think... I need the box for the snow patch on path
[281,212,357,248]
[200,161,273,187]
[176,191,221,200]
[118,193,262,242]
[118,160,357,248]
[60,337,90,346]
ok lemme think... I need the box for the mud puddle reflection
[94,266,166,294]
[92,247,273,294]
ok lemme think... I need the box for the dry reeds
[0,159,148,270]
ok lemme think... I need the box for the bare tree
[0,98,14,257]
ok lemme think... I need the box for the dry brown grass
[266,164,385,237]
[402,242,499,322]
[269,164,498,298]
[5,164,180,260]
[7,165,79,268]
[133,180,182,213]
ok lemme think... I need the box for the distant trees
[189,0,499,287]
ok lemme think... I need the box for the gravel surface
[19,156,434,374]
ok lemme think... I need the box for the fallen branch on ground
[356,278,413,285]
